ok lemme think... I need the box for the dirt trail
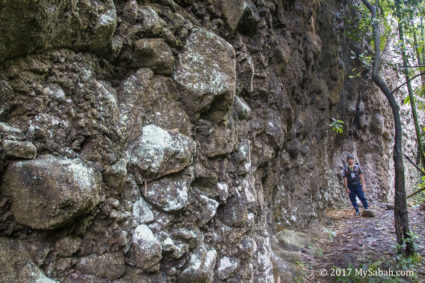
[290,202,425,282]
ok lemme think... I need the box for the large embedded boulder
[217,193,249,227]
[128,124,196,179]
[0,154,102,230]
[134,38,175,75]
[118,70,194,140]
[275,229,310,252]
[145,174,192,212]
[221,0,259,34]
[1,140,37,159]
[132,198,155,224]
[0,0,117,62]
[173,28,236,122]
[178,244,217,283]
[196,118,237,158]
[76,252,126,280]
[132,225,162,271]
[216,256,240,280]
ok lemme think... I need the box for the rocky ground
[274,201,425,283]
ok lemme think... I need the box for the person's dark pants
[348,183,368,212]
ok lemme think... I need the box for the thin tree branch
[407,187,425,199]
[391,72,425,94]
[398,65,425,68]
[403,154,425,175]
[404,154,425,199]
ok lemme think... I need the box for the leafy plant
[412,174,425,205]
[330,118,344,134]
[333,235,422,283]
[294,260,305,283]
[323,228,336,241]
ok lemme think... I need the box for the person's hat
[346,154,355,161]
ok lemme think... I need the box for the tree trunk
[421,16,425,67]
[362,0,414,256]
[412,22,425,166]
[396,10,425,167]
[412,22,425,85]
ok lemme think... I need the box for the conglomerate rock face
[0,0,408,282]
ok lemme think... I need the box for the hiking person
[342,154,370,216]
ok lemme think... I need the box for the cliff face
[0,0,414,282]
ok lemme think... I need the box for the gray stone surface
[145,174,192,212]
[275,229,310,252]
[178,244,217,283]
[217,192,249,227]
[128,124,196,180]
[0,0,116,62]
[0,237,58,283]
[234,95,252,120]
[103,158,128,189]
[132,198,155,224]
[2,140,36,159]
[76,252,125,280]
[132,224,162,271]
[134,38,174,75]
[217,256,240,280]
[173,28,236,122]
[0,155,101,229]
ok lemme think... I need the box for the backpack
[345,164,361,186]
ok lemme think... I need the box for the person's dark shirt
[342,164,362,178]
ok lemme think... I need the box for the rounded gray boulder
[0,154,102,230]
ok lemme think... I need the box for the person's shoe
[355,211,360,216]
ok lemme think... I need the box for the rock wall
[0,0,418,282]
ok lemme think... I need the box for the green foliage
[346,1,395,79]
[412,172,425,205]
[352,0,425,77]
[333,234,422,283]
[294,260,314,283]
[323,228,336,241]
[350,50,373,78]
[404,86,425,111]
[330,118,344,134]
[345,2,373,43]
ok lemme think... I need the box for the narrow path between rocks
[282,202,425,282]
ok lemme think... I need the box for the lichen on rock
[145,173,192,212]
[128,124,196,179]
[173,27,236,122]
[178,244,217,283]
[132,224,162,271]
[0,154,102,230]
[132,198,155,224]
